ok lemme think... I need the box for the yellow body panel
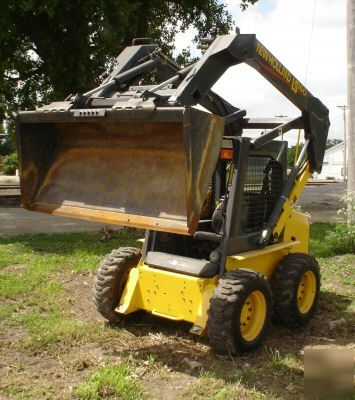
[117,224,308,333]
[117,263,217,331]
[116,164,311,333]
[226,240,300,278]
[284,210,309,253]
[273,162,311,240]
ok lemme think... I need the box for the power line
[304,0,318,84]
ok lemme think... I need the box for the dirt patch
[1,260,354,399]
[0,344,105,399]
[140,370,196,400]
[0,264,28,273]
[60,270,104,324]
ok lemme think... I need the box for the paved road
[299,181,346,222]
[0,207,117,237]
[0,175,117,236]
[0,181,347,237]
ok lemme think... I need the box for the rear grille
[242,156,283,231]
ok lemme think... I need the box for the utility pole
[347,0,355,193]
[337,105,348,181]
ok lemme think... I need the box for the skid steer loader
[16,32,329,355]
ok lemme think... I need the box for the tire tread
[93,247,141,323]
[271,252,320,327]
[207,269,271,355]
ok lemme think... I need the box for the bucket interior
[17,109,224,234]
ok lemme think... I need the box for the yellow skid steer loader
[17,32,329,354]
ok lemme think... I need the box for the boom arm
[171,33,330,173]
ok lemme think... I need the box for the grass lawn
[0,224,354,399]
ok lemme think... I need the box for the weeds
[2,152,18,175]
[309,223,336,258]
[75,363,146,400]
[184,371,266,400]
[325,192,355,254]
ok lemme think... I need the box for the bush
[325,192,355,254]
[326,224,355,254]
[0,139,14,156]
[2,152,18,175]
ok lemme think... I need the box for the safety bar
[252,116,303,149]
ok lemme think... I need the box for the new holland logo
[256,41,307,97]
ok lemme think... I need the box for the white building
[314,142,346,180]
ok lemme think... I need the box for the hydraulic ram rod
[84,57,160,97]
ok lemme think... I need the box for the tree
[287,144,304,169]
[0,1,258,152]
[325,138,342,149]
[1,0,234,147]
[240,0,259,10]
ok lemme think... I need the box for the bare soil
[1,263,354,400]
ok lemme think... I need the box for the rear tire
[271,253,320,327]
[93,247,141,323]
[207,269,272,355]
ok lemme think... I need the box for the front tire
[271,253,320,327]
[207,269,272,355]
[93,247,141,323]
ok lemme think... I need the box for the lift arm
[171,33,330,173]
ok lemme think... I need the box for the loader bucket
[16,107,224,235]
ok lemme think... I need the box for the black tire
[271,253,320,327]
[93,247,141,323]
[207,269,272,355]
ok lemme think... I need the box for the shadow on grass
[0,229,142,257]
[0,222,336,258]
[101,289,354,400]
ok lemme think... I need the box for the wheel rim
[297,270,316,314]
[240,290,267,342]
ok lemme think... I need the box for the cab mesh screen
[242,156,283,231]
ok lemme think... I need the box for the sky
[174,0,347,144]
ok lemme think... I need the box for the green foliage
[0,122,14,155]
[240,0,259,10]
[310,223,336,258]
[75,363,145,400]
[287,144,303,168]
[325,192,355,255]
[1,0,261,146]
[326,138,342,149]
[2,151,18,175]
[0,139,13,156]
[3,119,17,150]
[326,224,355,255]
